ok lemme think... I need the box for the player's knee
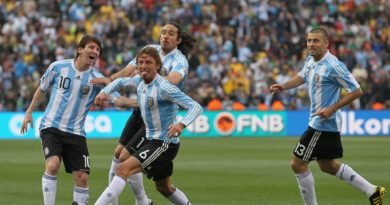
[290,158,299,171]
[45,159,61,174]
[73,171,88,186]
[290,158,307,173]
[118,150,130,162]
[116,163,129,178]
[114,145,124,159]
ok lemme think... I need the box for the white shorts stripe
[303,131,321,161]
[141,140,169,168]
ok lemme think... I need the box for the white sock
[336,163,376,197]
[167,188,191,205]
[95,176,126,205]
[108,157,119,184]
[127,172,149,205]
[73,186,89,205]
[108,157,120,205]
[295,170,317,205]
[42,173,57,205]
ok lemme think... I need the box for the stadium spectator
[270,27,385,205]
[20,35,105,205]
[94,46,202,205]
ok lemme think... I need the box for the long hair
[75,35,103,59]
[166,22,196,57]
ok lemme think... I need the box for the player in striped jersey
[270,27,385,205]
[94,47,202,205]
[91,22,195,205]
[20,35,108,205]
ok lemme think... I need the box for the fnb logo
[214,112,235,135]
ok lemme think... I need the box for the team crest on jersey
[160,67,168,76]
[314,74,320,82]
[147,97,154,107]
[80,85,90,95]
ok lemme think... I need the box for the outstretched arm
[114,97,138,108]
[95,77,138,107]
[90,64,137,85]
[270,75,305,93]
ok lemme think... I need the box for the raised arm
[90,64,137,85]
[94,77,138,107]
[113,97,138,108]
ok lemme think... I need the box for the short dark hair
[136,46,162,71]
[75,35,103,59]
[165,22,196,57]
[309,27,329,40]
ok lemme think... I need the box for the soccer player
[20,35,107,205]
[270,27,385,205]
[94,46,202,205]
[91,22,195,205]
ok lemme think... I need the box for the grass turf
[0,137,388,205]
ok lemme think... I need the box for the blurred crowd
[1,0,389,112]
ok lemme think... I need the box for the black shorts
[126,125,146,154]
[133,140,179,181]
[40,128,90,174]
[293,126,343,162]
[119,108,145,148]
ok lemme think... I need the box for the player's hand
[130,69,140,77]
[94,93,109,107]
[90,77,111,86]
[313,107,336,120]
[20,113,33,134]
[269,84,284,93]
[168,123,185,138]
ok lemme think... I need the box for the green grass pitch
[0,137,388,205]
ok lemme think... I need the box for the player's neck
[161,48,176,56]
[313,50,328,62]
[313,53,326,62]
[143,74,158,84]
[74,59,91,72]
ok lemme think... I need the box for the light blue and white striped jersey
[298,51,360,132]
[102,75,202,143]
[128,44,189,90]
[39,59,104,137]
